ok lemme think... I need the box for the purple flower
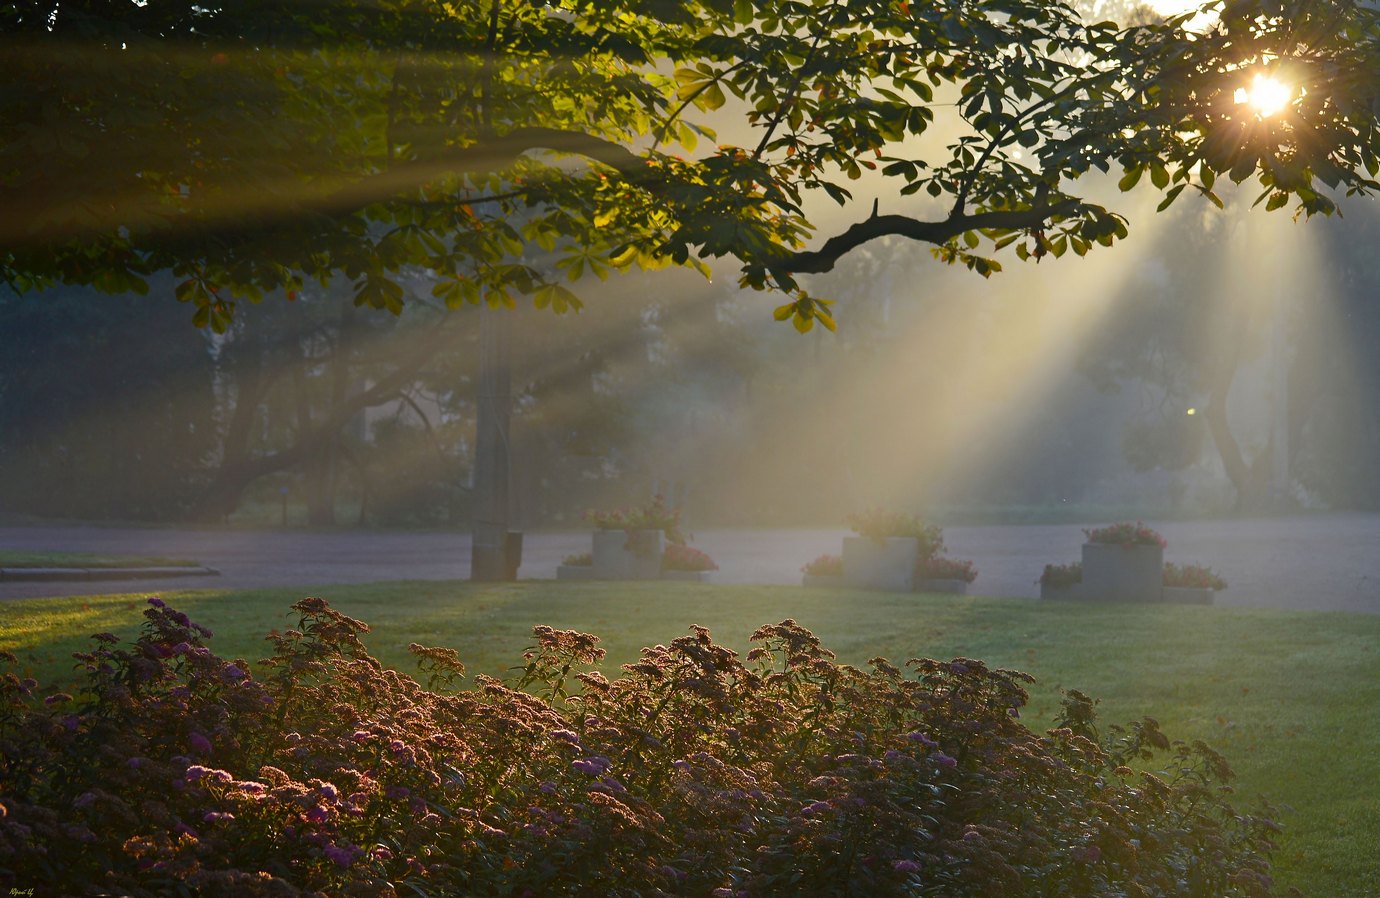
[43,693,72,706]
[147,598,166,609]
[323,843,355,868]
[203,811,235,823]
[194,624,213,638]
[551,729,580,744]
[893,859,921,873]
[931,752,957,769]
[352,730,371,742]
[962,830,982,842]
[384,786,410,800]
[61,715,79,733]
[222,664,245,681]
[170,611,191,627]
[596,776,627,794]
[171,642,191,655]
[305,804,330,824]
[801,800,831,817]
[188,732,213,756]
[318,783,338,802]
[571,755,612,776]
[905,730,938,747]
[712,889,735,898]
[73,792,96,809]
[389,739,405,752]
[19,678,36,692]
[371,847,393,861]
[173,822,198,838]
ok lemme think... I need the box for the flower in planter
[845,508,944,558]
[662,544,718,572]
[1038,562,1082,587]
[1163,562,1227,590]
[1082,521,1167,549]
[801,553,843,577]
[916,556,978,583]
[585,494,686,546]
[562,552,593,567]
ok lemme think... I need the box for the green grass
[0,550,201,569]
[2,581,1377,896]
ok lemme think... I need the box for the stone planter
[555,564,600,581]
[1080,542,1164,603]
[1162,586,1215,605]
[802,573,846,589]
[591,528,664,580]
[1039,582,1084,601]
[842,536,918,592]
[915,578,969,595]
[661,569,714,582]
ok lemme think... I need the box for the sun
[1234,73,1292,117]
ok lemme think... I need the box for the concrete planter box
[591,528,664,580]
[915,578,969,595]
[802,573,846,589]
[1162,586,1215,605]
[1081,543,1164,603]
[842,536,918,592]
[1040,582,1084,601]
[555,564,600,581]
[661,569,714,582]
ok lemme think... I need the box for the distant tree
[0,286,217,520]
[4,0,1380,332]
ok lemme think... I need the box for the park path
[1,514,1378,612]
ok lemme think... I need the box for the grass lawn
[0,549,200,569]
[2,580,1377,896]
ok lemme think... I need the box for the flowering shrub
[661,544,718,572]
[1163,562,1228,590]
[562,552,594,567]
[1040,562,1084,587]
[914,556,978,584]
[801,553,843,577]
[846,508,944,558]
[585,494,686,545]
[1083,521,1168,549]
[0,598,1284,897]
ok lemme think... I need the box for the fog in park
[4,182,1380,534]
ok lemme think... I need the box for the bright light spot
[1236,74,1292,118]
[1186,408,1196,416]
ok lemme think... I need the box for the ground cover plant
[2,596,1287,896]
[1,582,1377,894]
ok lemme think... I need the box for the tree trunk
[471,303,514,581]
[1203,333,1270,512]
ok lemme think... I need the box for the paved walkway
[1,515,1378,612]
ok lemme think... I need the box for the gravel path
[1,515,1378,612]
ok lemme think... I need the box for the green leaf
[1118,166,1142,192]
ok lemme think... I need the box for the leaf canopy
[3,0,1379,329]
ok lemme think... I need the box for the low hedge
[0,597,1282,896]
